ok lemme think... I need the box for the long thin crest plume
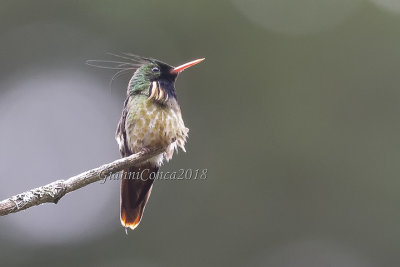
[122,52,172,67]
[86,52,151,92]
[86,52,150,70]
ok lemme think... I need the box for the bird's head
[87,53,204,103]
[130,57,204,102]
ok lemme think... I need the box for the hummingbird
[89,54,204,231]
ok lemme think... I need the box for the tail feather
[120,163,158,230]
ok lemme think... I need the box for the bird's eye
[152,67,160,72]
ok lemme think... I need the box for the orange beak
[171,58,205,74]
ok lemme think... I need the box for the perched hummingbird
[99,54,205,230]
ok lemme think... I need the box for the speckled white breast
[124,95,188,167]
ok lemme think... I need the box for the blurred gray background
[1,0,400,266]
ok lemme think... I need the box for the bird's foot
[141,147,152,153]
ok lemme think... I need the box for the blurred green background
[1,0,400,266]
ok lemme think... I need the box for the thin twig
[0,147,166,216]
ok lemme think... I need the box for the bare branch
[0,147,166,216]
